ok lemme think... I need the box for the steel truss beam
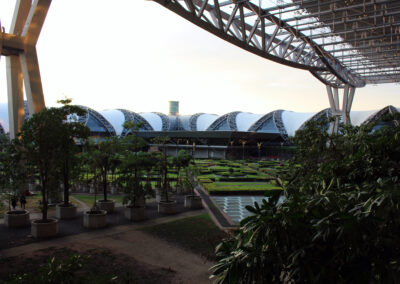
[152,0,365,88]
[153,0,400,88]
[0,0,51,138]
[326,84,355,134]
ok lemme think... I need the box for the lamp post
[257,142,262,159]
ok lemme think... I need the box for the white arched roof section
[0,103,9,133]
[197,114,219,131]
[99,110,125,136]
[350,110,377,126]
[282,111,315,137]
[140,112,163,131]
[236,113,263,131]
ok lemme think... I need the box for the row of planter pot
[3,195,203,238]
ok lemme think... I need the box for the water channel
[212,195,267,223]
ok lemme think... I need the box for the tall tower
[169,101,179,116]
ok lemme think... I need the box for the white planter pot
[97,200,115,213]
[31,218,58,238]
[56,203,77,219]
[83,210,107,229]
[158,200,177,215]
[184,195,203,209]
[124,206,146,221]
[4,210,30,228]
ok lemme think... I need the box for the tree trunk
[42,181,47,221]
[63,159,70,206]
[103,170,108,201]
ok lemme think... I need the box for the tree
[18,102,89,221]
[119,122,149,206]
[89,136,120,202]
[0,135,27,211]
[152,136,172,202]
[56,99,90,206]
[174,150,192,190]
[211,116,400,283]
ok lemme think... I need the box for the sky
[0,0,399,115]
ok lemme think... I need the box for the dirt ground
[0,221,214,283]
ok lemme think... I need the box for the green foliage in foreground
[211,117,400,283]
[1,252,144,284]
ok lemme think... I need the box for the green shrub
[211,117,400,283]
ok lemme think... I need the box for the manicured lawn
[203,182,281,192]
[141,213,227,260]
[194,159,287,193]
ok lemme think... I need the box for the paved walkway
[0,191,239,283]
[0,195,204,251]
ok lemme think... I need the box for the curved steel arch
[273,110,288,141]
[363,105,398,126]
[299,108,332,130]
[76,105,116,136]
[248,110,288,140]
[248,111,274,132]
[206,111,240,130]
[189,113,205,131]
[153,112,171,131]
[118,109,153,137]
[153,0,364,88]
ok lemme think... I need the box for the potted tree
[120,151,148,221]
[183,175,203,209]
[18,102,88,238]
[90,136,120,213]
[55,99,90,219]
[119,121,150,221]
[82,139,107,229]
[175,150,192,195]
[153,137,177,214]
[0,135,30,227]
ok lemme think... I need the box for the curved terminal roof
[0,104,397,139]
[196,113,219,131]
[236,113,264,132]
[100,110,125,136]
[140,112,163,131]
[282,111,315,137]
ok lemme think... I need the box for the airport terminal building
[0,102,397,159]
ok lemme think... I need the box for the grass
[203,182,281,192]
[141,213,227,260]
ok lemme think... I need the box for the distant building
[0,103,397,159]
[169,101,179,116]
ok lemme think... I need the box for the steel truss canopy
[153,0,400,88]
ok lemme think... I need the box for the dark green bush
[211,117,400,283]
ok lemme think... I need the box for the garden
[2,99,400,283]
[0,100,203,239]
[194,159,287,194]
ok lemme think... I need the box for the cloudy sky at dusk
[0,0,399,115]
